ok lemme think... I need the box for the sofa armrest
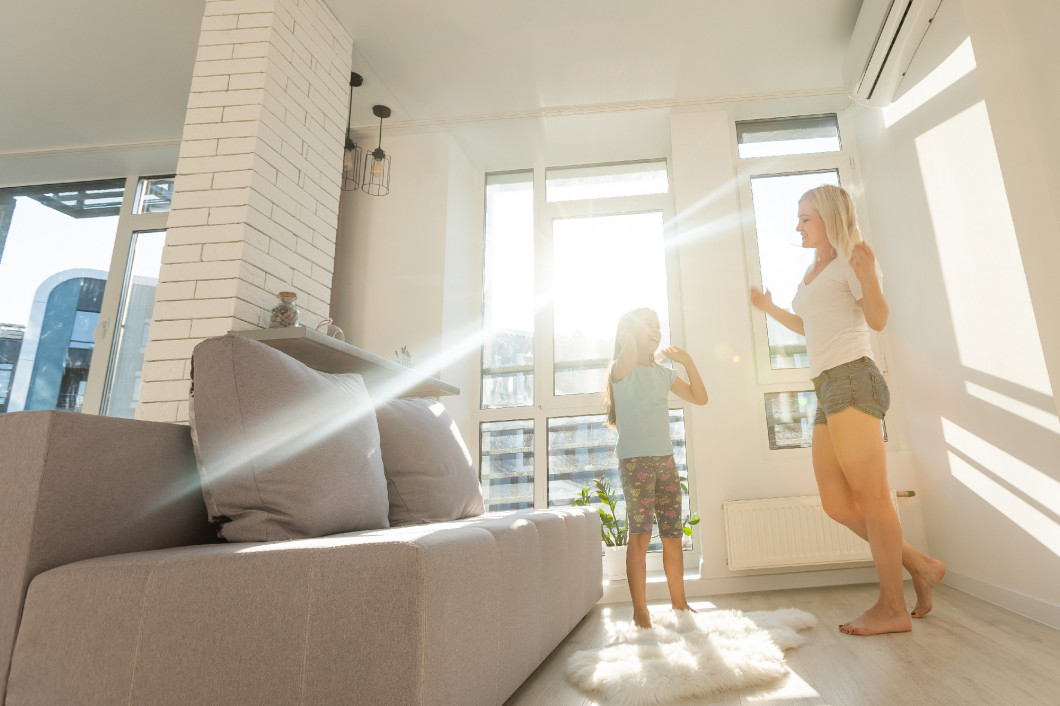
[0,411,216,698]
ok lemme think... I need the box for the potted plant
[572,473,701,581]
[572,476,627,580]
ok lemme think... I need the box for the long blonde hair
[799,184,863,261]
[603,308,657,428]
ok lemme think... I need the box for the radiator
[723,493,898,570]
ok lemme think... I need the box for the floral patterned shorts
[619,455,683,539]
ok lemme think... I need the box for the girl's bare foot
[633,610,653,629]
[672,603,698,613]
[911,557,946,618]
[839,602,912,635]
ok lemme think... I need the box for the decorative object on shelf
[341,72,363,191]
[362,104,392,196]
[393,345,412,367]
[315,318,345,341]
[269,291,301,328]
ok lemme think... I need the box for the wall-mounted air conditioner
[843,0,940,107]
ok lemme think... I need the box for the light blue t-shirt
[610,363,677,459]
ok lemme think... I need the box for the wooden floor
[505,582,1060,705]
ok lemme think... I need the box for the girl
[605,308,709,628]
[750,184,945,635]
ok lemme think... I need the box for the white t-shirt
[791,257,882,379]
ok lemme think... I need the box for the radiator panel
[723,494,897,570]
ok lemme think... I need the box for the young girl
[750,184,945,635]
[605,308,709,628]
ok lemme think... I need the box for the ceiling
[0,0,862,170]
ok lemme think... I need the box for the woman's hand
[849,242,878,283]
[749,285,773,312]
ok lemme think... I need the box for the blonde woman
[604,308,709,628]
[750,184,945,635]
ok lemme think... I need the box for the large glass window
[481,172,535,409]
[552,211,671,395]
[750,169,841,370]
[101,229,167,418]
[0,180,123,413]
[479,160,696,555]
[0,176,171,417]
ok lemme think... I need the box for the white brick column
[137,0,353,423]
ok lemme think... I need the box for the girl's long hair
[799,184,863,261]
[604,308,656,428]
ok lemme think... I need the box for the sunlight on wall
[915,101,1053,395]
[947,449,1060,559]
[965,381,1060,435]
[884,38,976,127]
[942,418,1060,516]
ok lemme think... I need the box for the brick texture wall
[137,0,352,423]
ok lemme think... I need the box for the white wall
[849,0,1060,626]
[331,131,483,438]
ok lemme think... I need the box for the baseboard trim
[600,566,879,604]
[943,570,1060,629]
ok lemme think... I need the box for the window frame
[733,112,892,455]
[80,177,170,416]
[477,158,700,570]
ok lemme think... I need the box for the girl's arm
[661,346,709,405]
[610,332,638,383]
[850,242,889,331]
[750,286,805,335]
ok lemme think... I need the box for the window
[737,114,887,449]
[547,411,692,551]
[0,176,171,417]
[481,172,534,410]
[480,419,534,511]
[480,160,696,557]
[736,115,841,159]
[750,169,841,370]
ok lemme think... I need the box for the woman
[750,184,945,635]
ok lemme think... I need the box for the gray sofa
[0,343,602,705]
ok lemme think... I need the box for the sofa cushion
[375,397,485,525]
[189,333,389,541]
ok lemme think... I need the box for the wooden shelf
[234,327,459,398]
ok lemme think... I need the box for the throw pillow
[189,333,389,542]
[374,397,485,525]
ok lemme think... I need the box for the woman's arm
[610,332,638,383]
[661,346,709,405]
[750,286,805,335]
[850,242,889,331]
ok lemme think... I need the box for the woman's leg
[813,423,946,618]
[823,406,910,634]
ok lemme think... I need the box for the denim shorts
[812,357,890,425]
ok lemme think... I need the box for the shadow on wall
[860,24,1060,578]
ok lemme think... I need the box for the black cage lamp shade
[362,105,391,196]
[341,72,364,191]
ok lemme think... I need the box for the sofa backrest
[0,410,216,698]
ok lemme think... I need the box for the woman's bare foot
[672,603,698,613]
[839,603,912,636]
[911,557,946,618]
[633,609,653,629]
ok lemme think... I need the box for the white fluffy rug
[566,608,817,705]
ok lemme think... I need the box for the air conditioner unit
[843,0,939,107]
